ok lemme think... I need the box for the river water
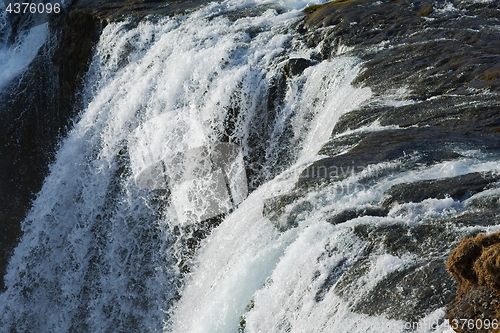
[1,0,499,332]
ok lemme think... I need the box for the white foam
[295,59,372,163]
[0,23,48,91]
[0,3,371,331]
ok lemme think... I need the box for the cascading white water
[0,3,48,91]
[0,0,76,92]
[0,0,355,331]
[2,0,499,332]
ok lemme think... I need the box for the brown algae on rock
[447,232,500,332]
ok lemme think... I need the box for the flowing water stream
[1,0,499,332]
[0,2,48,91]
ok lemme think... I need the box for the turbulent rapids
[1,0,500,332]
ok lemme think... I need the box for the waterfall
[0,1,363,331]
[2,0,499,332]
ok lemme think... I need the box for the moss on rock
[302,0,369,28]
[417,5,433,17]
[475,245,500,296]
[447,232,500,332]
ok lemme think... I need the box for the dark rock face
[296,0,500,195]
[333,221,462,322]
[67,0,208,22]
[301,0,500,95]
[349,260,455,322]
[282,58,316,77]
[263,192,317,232]
[0,8,103,290]
[298,1,500,325]
[299,126,472,187]
[326,206,387,224]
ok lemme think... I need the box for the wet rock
[276,0,500,326]
[298,127,467,188]
[447,286,500,333]
[314,257,353,302]
[263,193,314,231]
[318,132,364,157]
[383,172,500,209]
[352,261,455,322]
[331,95,500,137]
[444,210,500,228]
[331,221,474,322]
[282,58,316,77]
[300,0,500,95]
[353,222,462,259]
[326,206,387,224]
[0,41,70,292]
[467,195,500,211]
[417,4,433,17]
[68,0,209,22]
[172,215,225,274]
[0,0,110,292]
[263,193,300,222]
[0,0,109,291]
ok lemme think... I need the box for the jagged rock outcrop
[296,0,500,191]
